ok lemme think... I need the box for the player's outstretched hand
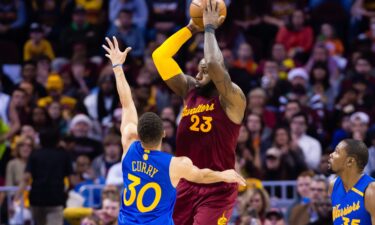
[220,169,247,186]
[203,0,225,29]
[102,36,132,65]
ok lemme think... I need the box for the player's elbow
[152,45,167,61]
[206,58,223,72]
[152,49,161,61]
[205,57,218,67]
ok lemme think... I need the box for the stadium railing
[0,180,297,221]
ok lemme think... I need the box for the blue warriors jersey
[332,174,374,225]
[118,141,176,225]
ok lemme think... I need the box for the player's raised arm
[102,37,137,156]
[152,21,201,98]
[203,0,246,124]
[169,156,246,187]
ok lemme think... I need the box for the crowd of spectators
[1,0,375,224]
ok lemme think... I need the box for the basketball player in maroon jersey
[152,1,246,224]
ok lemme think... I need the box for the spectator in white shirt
[290,112,322,170]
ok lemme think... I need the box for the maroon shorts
[173,179,238,225]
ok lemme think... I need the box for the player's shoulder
[364,182,375,211]
[170,156,193,173]
[366,182,375,194]
[173,156,192,166]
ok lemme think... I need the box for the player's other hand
[203,0,225,29]
[220,169,247,186]
[102,36,132,65]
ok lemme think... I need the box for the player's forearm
[204,30,224,67]
[153,27,192,58]
[204,29,233,95]
[152,27,192,81]
[113,66,137,123]
[198,168,224,184]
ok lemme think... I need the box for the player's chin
[327,163,335,174]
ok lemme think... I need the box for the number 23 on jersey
[123,173,162,213]
[189,115,213,132]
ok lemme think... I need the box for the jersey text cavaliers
[182,103,215,117]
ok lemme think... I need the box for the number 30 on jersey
[123,174,162,213]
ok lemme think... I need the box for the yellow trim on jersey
[351,187,364,197]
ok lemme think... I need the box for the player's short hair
[342,139,369,171]
[137,112,164,146]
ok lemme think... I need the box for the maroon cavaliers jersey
[176,89,241,171]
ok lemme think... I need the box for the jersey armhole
[168,156,177,190]
[363,180,375,208]
[121,141,135,162]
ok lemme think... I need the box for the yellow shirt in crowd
[23,39,55,61]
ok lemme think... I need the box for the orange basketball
[190,0,227,29]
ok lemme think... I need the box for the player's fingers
[203,0,208,12]
[209,0,213,11]
[105,54,110,59]
[218,15,225,25]
[102,44,110,53]
[215,0,218,11]
[124,47,132,55]
[240,176,246,185]
[105,37,114,50]
[113,36,119,49]
[235,172,246,184]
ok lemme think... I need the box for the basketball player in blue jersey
[329,139,375,225]
[102,37,246,225]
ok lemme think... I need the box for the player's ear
[347,157,354,166]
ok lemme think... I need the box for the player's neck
[141,142,162,151]
[340,169,364,192]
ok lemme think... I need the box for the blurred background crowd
[0,0,375,224]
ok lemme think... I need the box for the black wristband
[204,24,216,33]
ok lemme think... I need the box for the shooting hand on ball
[203,0,225,29]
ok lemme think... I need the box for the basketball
[190,0,227,29]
